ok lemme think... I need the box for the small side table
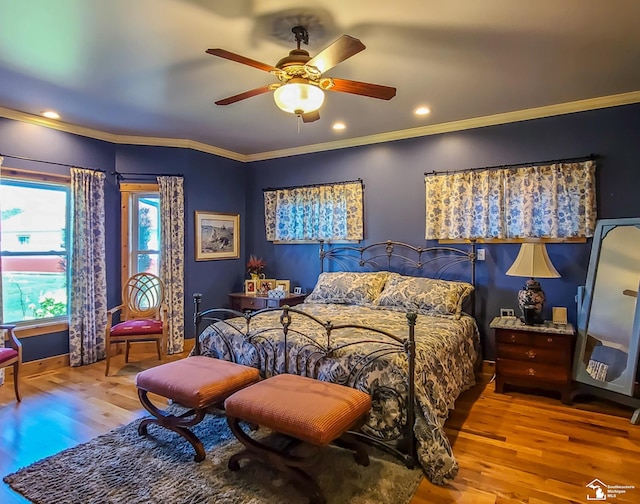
[490,316,575,404]
[228,292,306,312]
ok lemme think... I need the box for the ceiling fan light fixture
[273,79,324,114]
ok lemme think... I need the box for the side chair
[0,324,22,401]
[104,273,167,376]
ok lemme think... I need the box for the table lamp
[506,243,560,325]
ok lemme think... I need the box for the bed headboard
[319,239,477,315]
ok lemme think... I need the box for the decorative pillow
[375,273,474,319]
[305,271,390,306]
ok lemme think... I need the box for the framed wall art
[195,211,239,261]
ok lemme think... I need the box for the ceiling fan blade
[206,48,278,73]
[306,35,366,74]
[330,78,397,100]
[215,85,273,106]
[301,111,320,123]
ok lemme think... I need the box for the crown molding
[246,91,640,161]
[2,91,639,163]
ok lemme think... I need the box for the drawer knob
[527,368,536,376]
[510,334,516,342]
[526,350,537,359]
[547,337,553,343]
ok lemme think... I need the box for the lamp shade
[273,79,324,115]
[505,243,560,278]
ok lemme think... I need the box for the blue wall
[0,118,247,361]
[245,104,640,358]
[2,102,640,362]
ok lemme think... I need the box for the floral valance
[425,159,597,240]
[264,180,363,242]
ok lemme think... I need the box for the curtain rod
[0,153,105,173]
[424,153,597,177]
[113,171,184,181]
[263,178,363,192]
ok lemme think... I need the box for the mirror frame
[574,217,640,397]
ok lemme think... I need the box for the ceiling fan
[206,26,396,123]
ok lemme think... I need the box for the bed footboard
[193,293,418,468]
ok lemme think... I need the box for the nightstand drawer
[532,333,571,350]
[496,330,531,346]
[237,297,267,311]
[497,359,570,382]
[497,344,567,365]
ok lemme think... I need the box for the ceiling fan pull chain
[297,114,301,134]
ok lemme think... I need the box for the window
[120,184,161,282]
[263,180,364,242]
[1,172,70,323]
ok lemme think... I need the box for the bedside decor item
[258,279,276,294]
[552,307,568,325]
[506,243,560,325]
[275,280,290,293]
[294,286,302,295]
[244,279,257,295]
[195,211,239,261]
[268,288,286,299]
[246,254,266,279]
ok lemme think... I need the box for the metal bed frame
[193,240,476,468]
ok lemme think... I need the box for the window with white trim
[1,172,70,323]
[120,184,161,283]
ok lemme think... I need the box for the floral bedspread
[197,302,479,485]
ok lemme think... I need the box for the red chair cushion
[110,319,163,336]
[0,347,19,365]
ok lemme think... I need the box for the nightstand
[228,292,306,312]
[490,316,575,404]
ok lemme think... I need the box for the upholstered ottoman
[135,356,260,461]
[224,373,372,504]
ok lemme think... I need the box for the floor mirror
[574,218,640,423]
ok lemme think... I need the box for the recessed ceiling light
[414,106,431,116]
[41,110,60,119]
[332,122,346,130]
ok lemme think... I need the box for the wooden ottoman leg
[137,388,207,462]
[227,416,326,504]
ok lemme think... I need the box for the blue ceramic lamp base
[517,278,546,325]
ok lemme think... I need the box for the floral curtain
[69,168,107,366]
[264,181,363,241]
[158,176,184,354]
[425,160,597,239]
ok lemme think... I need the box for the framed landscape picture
[195,211,240,261]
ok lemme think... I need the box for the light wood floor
[1,353,639,504]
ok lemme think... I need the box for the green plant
[32,297,67,319]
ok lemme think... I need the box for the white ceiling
[1,0,640,160]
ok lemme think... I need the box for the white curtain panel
[69,168,107,366]
[158,176,185,354]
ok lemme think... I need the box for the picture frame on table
[244,279,258,295]
[259,279,276,294]
[293,286,302,295]
[275,280,290,293]
[195,211,240,261]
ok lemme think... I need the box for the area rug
[3,408,423,504]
